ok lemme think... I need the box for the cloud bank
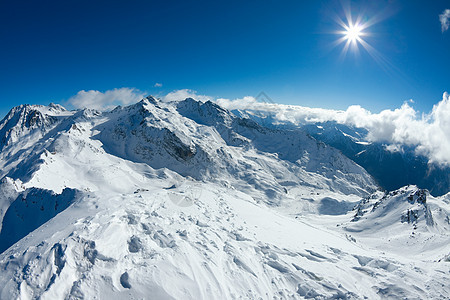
[162,89,211,102]
[68,88,146,111]
[440,9,450,32]
[217,93,450,166]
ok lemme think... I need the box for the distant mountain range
[231,109,450,196]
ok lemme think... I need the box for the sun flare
[332,12,374,59]
[330,5,400,97]
[344,23,363,43]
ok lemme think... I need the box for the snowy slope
[0,181,448,299]
[346,185,450,259]
[0,103,71,152]
[233,108,450,196]
[0,99,448,299]
[232,105,450,196]
[301,122,450,196]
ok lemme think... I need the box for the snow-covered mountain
[348,186,450,256]
[0,98,448,299]
[232,108,450,196]
[301,122,450,197]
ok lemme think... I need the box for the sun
[337,20,366,48]
[332,14,372,58]
[344,23,363,44]
[331,4,395,73]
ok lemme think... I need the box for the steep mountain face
[0,98,448,299]
[0,104,75,181]
[0,184,79,253]
[0,103,68,151]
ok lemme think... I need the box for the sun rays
[330,3,400,76]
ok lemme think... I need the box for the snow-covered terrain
[0,98,448,299]
[300,122,450,197]
[231,108,450,196]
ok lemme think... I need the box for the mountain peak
[141,95,159,105]
[177,97,234,127]
[47,103,67,113]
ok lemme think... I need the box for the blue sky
[1,0,449,118]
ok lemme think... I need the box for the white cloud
[216,92,450,166]
[216,96,258,110]
[154,83,163,87]
[162,89,211,102]
[68,88,146,111]
[337,94,450,166]
[440,9,450,32]
[384,144,404,153]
